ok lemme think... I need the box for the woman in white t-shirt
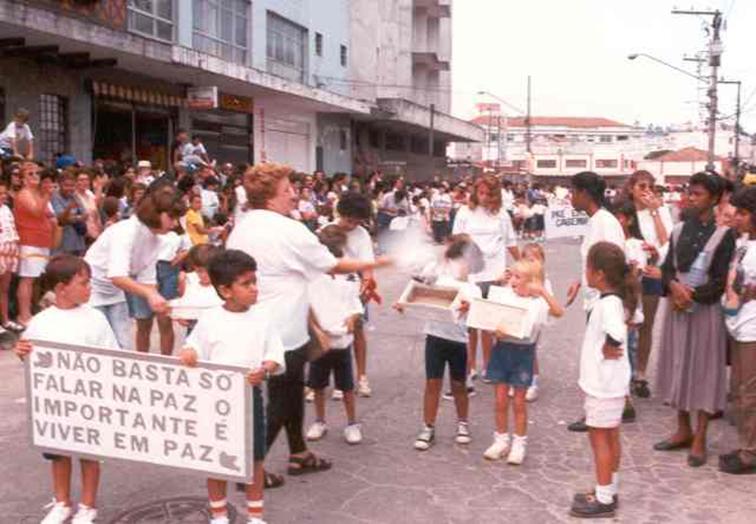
[227,163,387,483]
[452,174,520,382]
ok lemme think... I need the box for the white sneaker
[483,433,511,461]
[305,388,315,402]
[247,518,267,524]
[468,369,478,381]
[526,385,539,402]
[344,423,363,444]
[414,425,435,451]
[41,500,73,524]
[72,505,98,524]
[210,516,230,524]
[331,389,344,401]
[507,436,527,465]
[455,421,471,445]
[306,421,328,441]
[357,376,372,397]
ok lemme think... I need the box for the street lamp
[627,53,705,82]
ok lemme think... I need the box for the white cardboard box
[397,280,461,323]
[466,297,530,339]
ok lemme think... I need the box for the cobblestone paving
[0,239,754,523]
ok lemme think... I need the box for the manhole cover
[109,497,238,523]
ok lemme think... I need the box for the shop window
[315,33,323,57]
[267,12,307,83]
[599,135,612,143]
[536,159,557,169]
[128,0,174,42]
[565,159,587,168]
[38,94,68,165]
[596,159,618,169]
[385,132,405,151]
[193,0,249,65]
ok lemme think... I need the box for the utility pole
[428,103,435,160]
[673,9,723,172]
[525,75,532,183]
[496,114,502,171]
[719,79,742,173]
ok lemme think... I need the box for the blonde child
[14,255,119,524]
[484,258,563,464]
[569,241,636,519]
[0,179,21,331]
[180,249,285,524]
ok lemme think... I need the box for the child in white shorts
[570,241,635,520]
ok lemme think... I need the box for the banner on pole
[25,340,253,482]
[544,205,589,239]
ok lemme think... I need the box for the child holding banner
[180,249,285,524]
[14,254,119,524]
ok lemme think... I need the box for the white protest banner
[25,340,253,482]
[544,205,589,239]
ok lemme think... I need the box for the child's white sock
[531,375,539,387]
[595,484,614,505]
[611,472,619,496]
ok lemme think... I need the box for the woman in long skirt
[654,172,736,467]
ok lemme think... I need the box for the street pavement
[1,238,755,523]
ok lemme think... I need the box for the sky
[452,0,756,130]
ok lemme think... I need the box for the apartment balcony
[412,50,449,71]
[414,0,451,18]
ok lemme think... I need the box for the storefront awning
[91,80,185,108]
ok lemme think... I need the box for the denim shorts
[126,292,154,320]
[425,335,467,382]
[307,347,354,391]
[252,387,266,461]
[93,302,131,349]
[156,261,180,300]
[486,341,536,387]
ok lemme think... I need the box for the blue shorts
[126,292,154,320]
[307,347,355,391]
[156,261,180,300]
[252,386,266,461]
[425,335,467,382]
[486,341,536,387]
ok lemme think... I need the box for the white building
[450,108,645,180]
[636,147,724,185]
[0,0,480,176]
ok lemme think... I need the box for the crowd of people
[2,111,755,523]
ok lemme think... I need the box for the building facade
[0,0,480,176]
[450,107,645,181]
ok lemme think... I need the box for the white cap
[137,160,151,169]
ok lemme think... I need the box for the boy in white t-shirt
[180,250,285,524]
[0,108,34,159]
[14,255,119,524]
[305,225,365,445]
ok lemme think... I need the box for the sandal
[287,452,332,476]
[653,437,693,451]
[235,470,285,492]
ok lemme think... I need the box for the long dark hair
[613,199,643,240]
[587,241,639,318]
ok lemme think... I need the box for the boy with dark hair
[334,192,378,398]
[14,254,119,524]
[305,225,365,444]
[180,249,284,524]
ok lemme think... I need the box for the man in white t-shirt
[566,172,625,312]
[566,172,627,433]
[0,108,34,159]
